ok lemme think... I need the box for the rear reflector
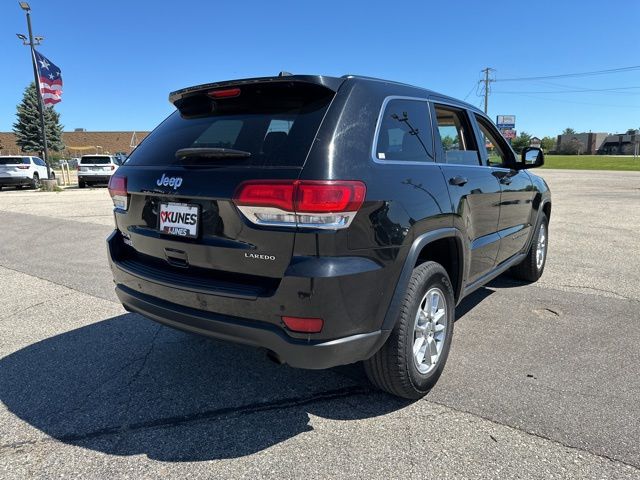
[234,180,366,229]
[207,88,241,99]
[282,316,324,333]
[108,174,128,210]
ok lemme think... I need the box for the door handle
[449,175,468,187]
[499,176,512,185]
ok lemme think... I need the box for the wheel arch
[381,228,465,331]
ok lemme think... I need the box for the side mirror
[519,147,544,169]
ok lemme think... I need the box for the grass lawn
[541,155,640,171]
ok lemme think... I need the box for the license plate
[159,202,199,238]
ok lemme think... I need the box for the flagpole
[21,2,52,180]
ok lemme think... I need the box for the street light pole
[19,2,52,179]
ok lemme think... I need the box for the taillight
[108,174,128,210]
[234,180,366,229]
[111,164,116,170]
[17,165,30,169]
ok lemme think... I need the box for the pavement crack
[557,283,638,302]
[424,398,640,471]
[0,263,120,305]
[0,386,372,453]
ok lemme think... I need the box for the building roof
[0,131,150,156]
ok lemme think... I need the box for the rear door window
[375,99,434,162]
[125,82,335,168]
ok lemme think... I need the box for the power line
[462,81,480,101]
[495,65,640,82]
[493,86,640,94]
[491,92,640,109]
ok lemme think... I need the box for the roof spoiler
[168,74,345,106]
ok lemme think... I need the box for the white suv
[0,156,51,190]
[77,155,120,188]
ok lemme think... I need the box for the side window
[35,158,46,166]
[474,116,514,168]
[433,105,480,166]
[375,99,434,162]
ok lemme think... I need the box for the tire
[510,213,548,282]
[364,261,455,399]
[79,180,86,189]
[49,171,56,180]
[30,173,40,189]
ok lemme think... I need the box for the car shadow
[0,275,507,461]
[0,313,409,462]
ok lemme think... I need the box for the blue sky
[2,0,639,137]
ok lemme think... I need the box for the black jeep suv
[107,74,550,399]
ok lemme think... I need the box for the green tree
[441,135,457,150]
[511,131,532,153]
[562,127,576,135]
[540,136,555,152]
[12,82,65,154]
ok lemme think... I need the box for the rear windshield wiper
[175,147,252,159]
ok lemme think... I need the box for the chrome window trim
[371,95,436,166]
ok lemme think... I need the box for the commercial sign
[500,129,516,139]
[497,115,516,129]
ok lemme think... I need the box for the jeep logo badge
[156,173,183,190]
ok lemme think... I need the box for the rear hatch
[111,79,339,284]
[0,157,29,176]
[79,156,116,175]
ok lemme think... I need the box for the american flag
[34,50,63,107]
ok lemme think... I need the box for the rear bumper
[79,174,112,183]
[116,284,385,369]
[107,230,397,369]
[0,175,30,186]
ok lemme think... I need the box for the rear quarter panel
[296,79,455,331]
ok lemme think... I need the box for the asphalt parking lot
[0,169,639,479]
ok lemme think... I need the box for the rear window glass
[81,157,112,164]
[125,82,335,167]
[375,99,434,162]
[0,158,28,165]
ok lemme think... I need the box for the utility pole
[481,67,495,115]
[18,1,52,180]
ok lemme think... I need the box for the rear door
[114,81,336,278]
[33,158,48,178]
[431,102,502,283]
